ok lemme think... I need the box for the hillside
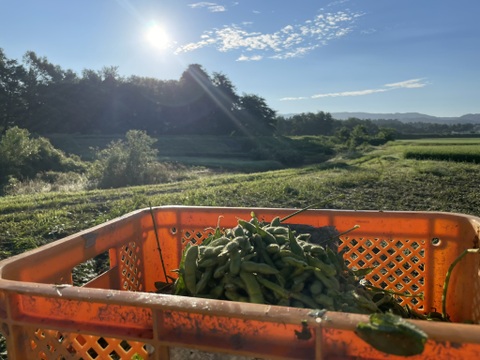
[330,112,480,124]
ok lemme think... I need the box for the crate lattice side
[340,236,426,311]
[25,327,151,359]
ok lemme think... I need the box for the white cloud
[281,78,428,101]
[209,5,227,12]
[175,9,363,59]
[311,88,388,98]
[188,2,226,12]
[385,78,428,89]
[279,96,310,101]
[236,54,263,61]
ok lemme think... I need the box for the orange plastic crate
[0,206,479,359]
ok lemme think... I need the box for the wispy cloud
[280,79,428,101]
[175,9,363,59]
[385,78,428,89]
[188,2,226,12]
[236,54,263,61]
[311,88,388,99]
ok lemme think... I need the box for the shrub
[0,127,87,194]
[89,130,162,188]
[3,172,89,196]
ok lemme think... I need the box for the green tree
[348,124,369,149]
[209,72,240,134]
[0,49,27,131]
[237,94,276,135]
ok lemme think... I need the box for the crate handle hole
[431,238,441,246]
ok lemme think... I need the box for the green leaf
[356,313,427,356]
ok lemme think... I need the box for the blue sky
[1,0,478,117]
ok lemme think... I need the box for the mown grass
[1,139,480,260]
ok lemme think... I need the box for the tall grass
[404,145,480,163]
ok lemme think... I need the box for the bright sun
[145,24,171,50]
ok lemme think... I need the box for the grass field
[1,137,480,260]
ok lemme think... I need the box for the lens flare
[145,24,171,50]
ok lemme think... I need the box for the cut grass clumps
[404,145,480,163]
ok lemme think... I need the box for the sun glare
[145,24,171,50]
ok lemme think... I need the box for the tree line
[2,48,477,138]
[277,113,479,137]
[0,49,276,136]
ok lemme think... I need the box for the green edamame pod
[273,226,289,235]
[208,236,230,247]
[241,261,280,275]
[224,283,239,291]
[238,219,257,234]
[290,292,317,309]
[288,229,305,259]
[213,260,230,279]
[306,254,337,277]
[242,252,258,262]
[349,290,379,313]
[282,256,309,269]
[291,270,311,284]
[183,245,199,295]
[229,275,247,290]
[229,250,242,276]
[255,226,277,244]
[291,281,305,293]
[256,275,289,299]
[234,226,245,237]
[277,298,290,307]
[313,269,340,291]
[310,245,327,260]
[302,243,313,252]
[274,234,288,245]
[239,271,264,304]
[224,239,240,253]
[195,266,214,295]
[296,233,311,242]
[270,216,281,226]
[203,245,224,258]
[209,284,224,299]
[279,264,292,279]
[279,249,305,261]
[197,257,218,268]
[326,247,346,274]
[314,293,334,309]
[224,228,234,239]
[225,289,244,302]
[266,243,280,254]
[309,280,324,295]
[252,233,276,268]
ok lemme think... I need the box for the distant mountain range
[331,112,480,124]
[282,112,480,124]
